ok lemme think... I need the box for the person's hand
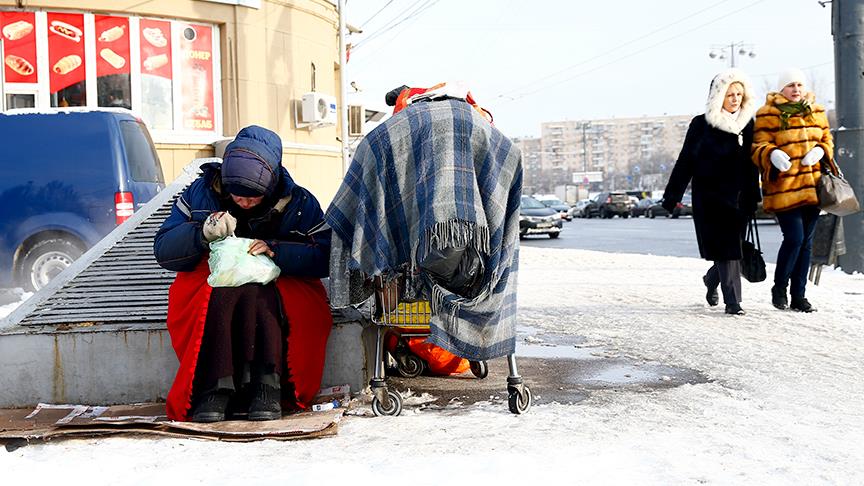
[801,146,824,167]
[770,149,792,172]
[202,211,237,242]
[661,198,677,213]
[248,239,275,258]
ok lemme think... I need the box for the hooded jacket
[751,92,833,213]
[663,68,761,261]
[153,126,330,277]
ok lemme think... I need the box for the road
[521,215,783,263]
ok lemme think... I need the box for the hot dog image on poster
[1,11,39,83]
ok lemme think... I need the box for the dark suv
[592,191,631,218]
[0,109,165,290]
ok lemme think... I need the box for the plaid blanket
[326,99,523,360]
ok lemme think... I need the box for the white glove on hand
[770,149,792,172]
[801,146,824,167]
[202,211,237,242]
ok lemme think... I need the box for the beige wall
[2,0,345,205]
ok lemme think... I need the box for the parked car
[573,199,593,218]
[0,109,165,290]
[673,194,693,218]
[644,195,693,219]
[520,195,562,239]
[630,197,656,218]
[592,191,632,218]
[645,199,671,218]
[535,196,572,221]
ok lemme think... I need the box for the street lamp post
[708,42,756,68]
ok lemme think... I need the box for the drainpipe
[338,0,350,174]
[832,0,864,273]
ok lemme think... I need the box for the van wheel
[20,239,84,292]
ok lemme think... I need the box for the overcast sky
[345,0,836,138]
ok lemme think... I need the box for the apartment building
[537,114,693,191]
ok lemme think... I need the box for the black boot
[703,275,719,307]
[725,304,746,315]
[771,285,788,310]
[191,389,232,423]
[790,297,816,313]
[248,382,282,421]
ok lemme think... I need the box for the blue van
[0,109,165,290]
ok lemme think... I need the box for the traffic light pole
[832,0,864,273]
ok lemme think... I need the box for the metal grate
[18,200,179,327]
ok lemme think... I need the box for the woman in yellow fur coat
[751,68,833,313]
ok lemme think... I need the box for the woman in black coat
[663,68,761,315]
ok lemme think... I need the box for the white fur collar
[704,68,755,135]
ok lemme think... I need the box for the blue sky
[345,0,836,138]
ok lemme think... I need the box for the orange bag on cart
[386,333,470,376]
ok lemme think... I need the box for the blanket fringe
[423,220,490,258]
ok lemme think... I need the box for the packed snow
[2,247,863,485]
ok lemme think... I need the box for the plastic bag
[207,237,281,287]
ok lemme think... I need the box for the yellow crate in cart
[384,301,432,328]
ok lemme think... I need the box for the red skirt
[165,260,332,421]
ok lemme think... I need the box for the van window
[120,120,164,183]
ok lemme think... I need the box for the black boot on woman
[703,275,719,306]
[771,285,788,310]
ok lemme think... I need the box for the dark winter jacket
[153,128,330,277]
[664,70,761,262]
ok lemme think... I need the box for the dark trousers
[192,283,284,395]
[705,260,742,305]
[774,205,820,299]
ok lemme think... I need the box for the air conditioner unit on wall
[348,105,364,137]
[301,92,337,126]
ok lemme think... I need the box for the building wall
[1,0,344,204]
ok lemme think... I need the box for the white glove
[203,211,237,242]
[770,149,792,172]
[801,146,824,167]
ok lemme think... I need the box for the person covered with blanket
[153,125,332,422]
[751,68,834,313]
[326,82,522,363]
[663,68,761,316]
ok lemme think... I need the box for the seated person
[154,125,332,422]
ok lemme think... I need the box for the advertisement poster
[94,15,130,77]
[1,11,38,83]
[47,12,86,103]
[178,23,214,131]
[139,18,173,129]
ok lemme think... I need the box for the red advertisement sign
[1,11,38,83]
[94,15,130,76]
[47,12,86,94]
[178,23,214,131]
[139,18,172,80]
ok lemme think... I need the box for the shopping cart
[368,276,533,416]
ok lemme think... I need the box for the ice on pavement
[2,247,863,484]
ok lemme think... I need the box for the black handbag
[741,217,767,283]
[817,159,860,216]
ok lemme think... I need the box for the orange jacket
[751,92,833,212]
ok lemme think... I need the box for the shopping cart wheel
[469,360,488,379]
[397,354,425,378]
[372,390,403,417]
[507,384,532,414]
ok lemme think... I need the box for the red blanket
[165,260,332,421]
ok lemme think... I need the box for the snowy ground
[3,247,863,485]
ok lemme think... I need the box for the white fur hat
[777,68,807,91]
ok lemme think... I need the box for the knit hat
[221,125,282,198]
[222,151,275,197]
[777,68,806,91]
